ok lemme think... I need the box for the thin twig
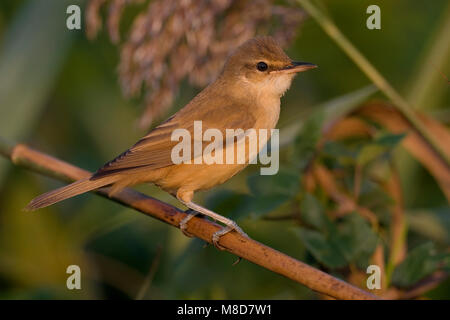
[437,68,450,84]
[370,244,387,294]
[400,271,448,299]
[0,137,377,300]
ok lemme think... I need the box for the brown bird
[26,36,316,248]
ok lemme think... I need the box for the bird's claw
[179,205,248,266]
[179,210,198,238]
[212,226,232,250]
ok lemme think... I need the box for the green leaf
[357,180,393,223]
[0,0,74,184]
[247,194,292,218]
[323,141,358,164]
[244,170,300,218]
[293,213,378,269]
[374,132,406,147]
[206,187,294,220]
[247,170,300,198]
[300,193,327,230]
[279,85,377,148]
[353,132,405,167]
[292,227,348,268]
[406,3,450,110]
[391,242,450,288]
[293,110,326,170]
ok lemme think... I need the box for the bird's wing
[91,95,257,179]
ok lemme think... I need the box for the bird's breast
[154,93,282,195]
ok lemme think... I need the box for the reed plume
[86,0,305,128]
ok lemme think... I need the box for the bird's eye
[256,61,268,72]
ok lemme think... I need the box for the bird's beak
[271,61,317,74]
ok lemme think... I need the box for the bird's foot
[212,221,248,251]
[179,209,199,237]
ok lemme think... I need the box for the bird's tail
[25,176,120,211]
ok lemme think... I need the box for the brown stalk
[85,0,305,129]
[0,138,377,300]
[135,244,163,300]
[370,244,387,294]
[312,163,379,228]
[382,271,449,300]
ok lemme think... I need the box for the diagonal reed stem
[0,137,377,300]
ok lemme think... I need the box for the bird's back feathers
[25,175,120,211]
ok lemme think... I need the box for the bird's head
[221,36,317,98]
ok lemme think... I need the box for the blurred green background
[0,0,449,299]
